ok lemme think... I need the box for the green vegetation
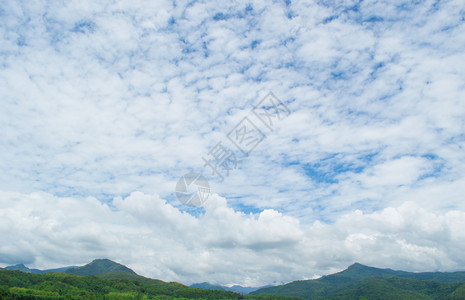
[250,263,465,300]
[324,277,465,300]
[65,259,137,276]
[5,264,33,273]
[0,270,295,299]
[4,260,465,299]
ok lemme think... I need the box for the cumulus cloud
[2,191,465,286]
[1,0,465,285]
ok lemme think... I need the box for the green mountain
[335,263,465,283]
[4,260,465,299]
[65,258,137,276]
[250,263,465,299]
[0,259,294,299]
[5,264,32,273]
[326,277,465,300]
[0,269,294,299]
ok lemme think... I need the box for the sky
[0,0,465,287]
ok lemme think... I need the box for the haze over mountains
[190,282,272,294]
[5,264,77,274]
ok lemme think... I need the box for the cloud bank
[2,190,465,286]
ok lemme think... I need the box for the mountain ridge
[4,258,132,277]
[5,263,77,274]
[64,258,136,276]
[5,259,465,299]
[250,262,465,299]
[0,268,289,299]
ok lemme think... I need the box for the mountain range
[4,258,136,276]
[250,263,465,299]
[3,260,465,299]
[4,259,263,295]
[5,263,77,274]
[0,259,292,299]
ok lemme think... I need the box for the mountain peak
[66,258,136,276]
[5,264,31,273]
[348,262,368,269]
[91,258,114,264]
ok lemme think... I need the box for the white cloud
[2,191,465,286]
[1,0,465,286]
[357,156,433,187]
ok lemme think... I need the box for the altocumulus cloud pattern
[0,0,465,286]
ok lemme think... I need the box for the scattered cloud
[1,0,465,285]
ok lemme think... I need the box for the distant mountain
[250,263,465,299]
[37,266,78,273]
[228,284,273,294]
[5,263,77,274]
[5,259,137,277]
[65,258,136,276]
[332,263,465,283]
[190,282,273,294]
[6,260,465,299]
[190,282,226,290]
[5,264,32,273]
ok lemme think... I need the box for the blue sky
[1,0,465,286]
